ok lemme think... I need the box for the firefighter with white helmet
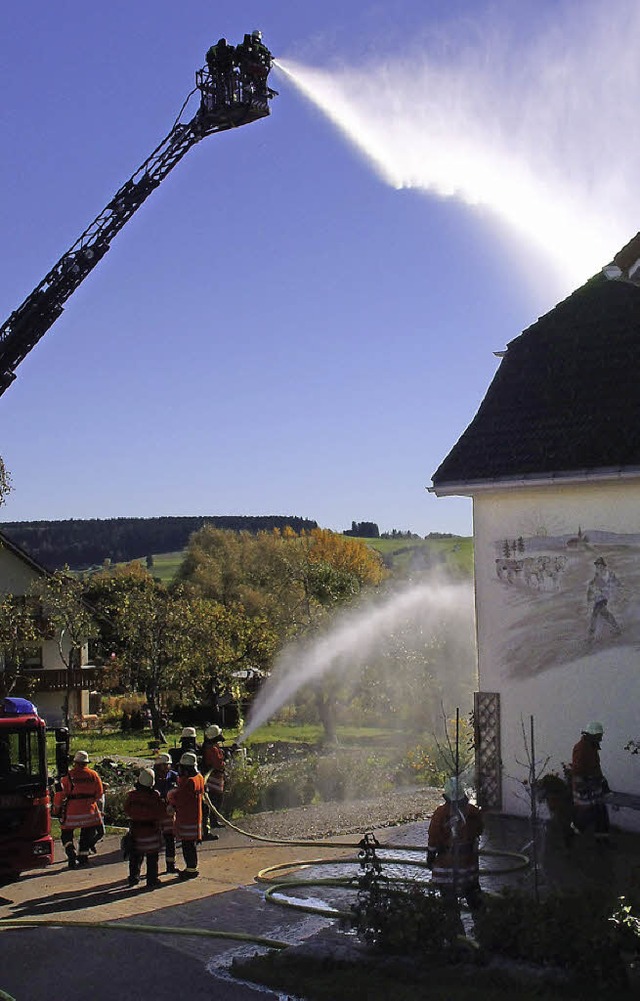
[153,752,178,872]
[570,721,611,846]
[200,725,226,839]
[124,767,165,888]
[167,751,205,879]
[59,750,104,869]
[427,776,484,912]
[170,725,198,768]
[236,29,272,100]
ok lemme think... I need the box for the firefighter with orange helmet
[427,777,484,911]
[60,750,104,869]
[167,751,205,879]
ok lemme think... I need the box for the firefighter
[170,726,198,767]
[570,721,611,846]
[124,767,165,889]
[427,777,484,912]
[236,30,271,99]
[200,725,226,839]
[205,37,236,103]
[167,751,205,880]
[59,750,104,869]
[153,751,178,873]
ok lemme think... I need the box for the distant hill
[0,515,319,571]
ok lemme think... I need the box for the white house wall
[473,478,640,832]
[0,546,39,594]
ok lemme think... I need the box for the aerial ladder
[0,34,276,397]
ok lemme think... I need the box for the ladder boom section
[0,36,275,396]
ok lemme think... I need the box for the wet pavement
[1,811,639,999]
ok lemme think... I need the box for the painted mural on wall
[492,527,640,677]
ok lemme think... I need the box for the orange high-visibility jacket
[202,741,225,794]
[124,786,166,855]
[60,765,104,830]
[168,771,204,841]
[427,801,483,888]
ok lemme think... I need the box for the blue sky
[0,0,635,537]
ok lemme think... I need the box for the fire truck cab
[0,696,53,882]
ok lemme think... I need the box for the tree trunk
[146,688,167,744]
[314,689,338,745]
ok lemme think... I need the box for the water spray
[242,578,474,740]
[275,3,640,294]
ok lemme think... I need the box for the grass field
[45,722,400,766]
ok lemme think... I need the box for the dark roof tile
[432,272,640,487]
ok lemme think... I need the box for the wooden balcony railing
[22,667,104,692]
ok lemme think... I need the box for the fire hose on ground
[0,774,531,994]
[204,791,530,918]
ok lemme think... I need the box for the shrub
[94,758,138,826]
[224,761,271,816]
[345,878,463,959]
[394,743,448,787]
[474,887,633,987]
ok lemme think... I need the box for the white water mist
[275,1,640,293]
[241,577,474,740]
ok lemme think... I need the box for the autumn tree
[0,457,10,506]
[178,526,384,639]
[83,563,190,737]
[0,596,41,699]
[181,598,278,710]
[178,527,386,740]
[30,569,98,728]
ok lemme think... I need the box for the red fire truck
[0,697,53,882]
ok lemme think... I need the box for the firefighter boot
[166,858,177,874]
[65,845,78,870]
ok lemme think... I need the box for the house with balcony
[0,530,100,726]
[430,233,640,832]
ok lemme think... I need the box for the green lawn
[364,535,473,577]
[46,722,398,764]
[147,551,185,582]
[243,722,395,746]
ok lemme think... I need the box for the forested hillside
[0,515,319,570]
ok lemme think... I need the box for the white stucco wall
[473,477,640,832]
[0,545,40,595]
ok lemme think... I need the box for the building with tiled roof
[430,234,640,831]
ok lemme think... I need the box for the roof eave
[429,465,640,498]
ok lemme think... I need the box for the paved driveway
[0,824,360,1000]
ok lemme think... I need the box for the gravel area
[235,787,442,840]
